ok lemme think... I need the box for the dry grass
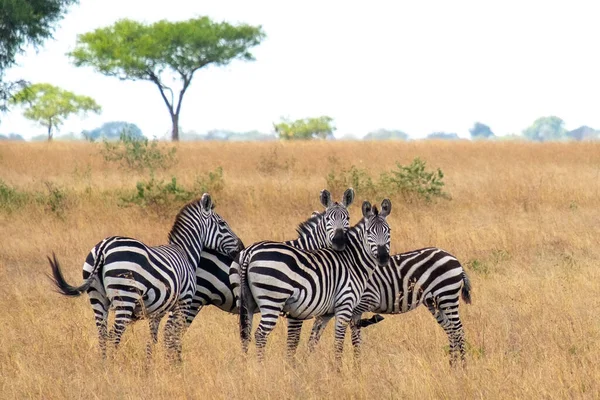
[1,140,599,399]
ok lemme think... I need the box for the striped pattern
[238,199,392,364]
[181,189,355,334]
[308,247,472,366]
[48,194,243,361]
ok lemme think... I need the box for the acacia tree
[0,0,78,117]
[68,18,265,141]
[274,116,336,140]
[11,83,101,140]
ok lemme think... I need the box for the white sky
[2,0,600,139]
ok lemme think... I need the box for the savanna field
[1,140,599,399]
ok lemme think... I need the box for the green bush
[43,181,69,218]
[194,166,225,195]
[326,157,450,202]
[326,165,376,198]
[102,132,177,172]
[121,176,193,210]
[0,180,28,212]
[380,158,449,201]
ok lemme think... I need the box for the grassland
[0,140,599,399]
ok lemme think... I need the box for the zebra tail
[238,250,252,346]
[461,270,472,304]
[48,250,104,297]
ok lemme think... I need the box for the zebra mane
[168,197,205,243]
[295,211,324,238]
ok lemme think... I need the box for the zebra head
[361,199,392,267]
[198,193,244,258]
[168,193,244,260]
[319,188,355,251]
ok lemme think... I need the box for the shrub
[326,157,450,202]
[121,176,193,211]
[380,158,449,202]
[257,147,296,175]
[194,166,225,195]
[326,165,376,198]
[43,181,69,218]
[0,180,28,212]
[102,132,177,172]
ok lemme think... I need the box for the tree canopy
[69,17,266,141]
[522,116,568,142]
[469,122,495,139]
[0,0,77,118]
[82,121,143,142]
[274,116,336,140]
[427,132,460,140]
[363,129,408,141]
[10,83,101,140]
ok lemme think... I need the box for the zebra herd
[49,188,472,367]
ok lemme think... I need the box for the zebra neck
[285,236,322,251]
[169,236,203,270]
[347,219,378,275]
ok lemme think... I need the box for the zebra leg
[88,290,110,359]
[286,318,303,360]
[333,314,351,367]
[254,310,281,362]
[165,305,188,363]
[350,317,363,359]
[426,300,465,367]
[307,314,333,352]
[443,306,467,367]
[109,303,134,351]
[146,317,161,361]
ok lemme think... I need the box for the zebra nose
[377,246,389,266]
[332,229,346,251]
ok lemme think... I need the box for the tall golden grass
[0,140,599,399]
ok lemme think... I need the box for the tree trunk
[47,121,53,141]
[171,113,179,141]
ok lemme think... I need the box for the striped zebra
[48,193,243,361]
[237,199,392,364]
[174,188,355,332]
[307,247,472,366]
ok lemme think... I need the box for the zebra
[307,247,472,366]
[237,199,392,364]
[168,188,355,337]
[48,193,244,361]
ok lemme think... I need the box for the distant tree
[522,116,568,142]
[0,0,77,118]
[469,122,495,139]
[69,17,266,141]
[0,133,25,141]
[10,83,101,141]
[274,116,336,140]
[567,125,600,141]
[426,132,460,140]
[363,129,408,141]
[82,121,143,142]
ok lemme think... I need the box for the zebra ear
[320,189,332,208]
[342,188,355,207]
[380,199,392,218]
[311,210,321,218]
[362,201,373,218]
[200,193,213,212]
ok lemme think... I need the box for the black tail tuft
[48,252,86,296]
[238,251,252,349]
[461,270,472,305]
